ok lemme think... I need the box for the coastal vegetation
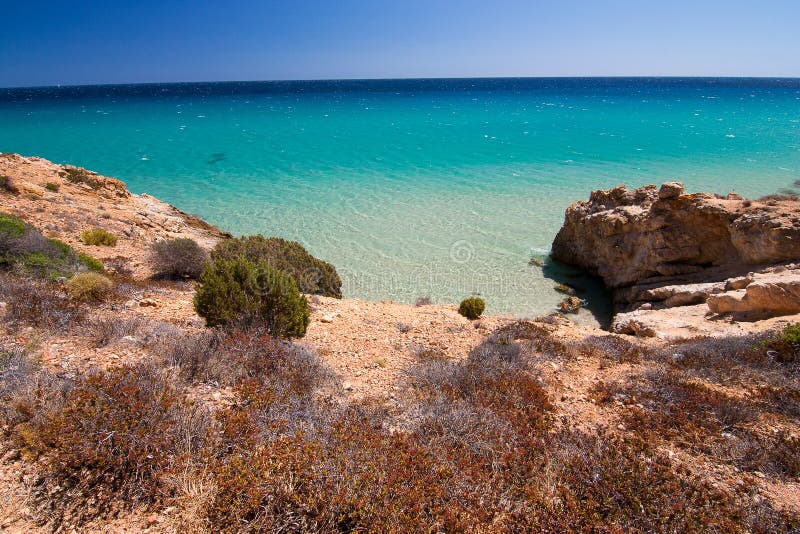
[193,256,310,339]
[458,296,485,319]
[0,212,103,278]
[0,157,799,531]
[81,228,117,247]
[212,235,342,298]
[66,272,114,302]
[0,175,18,194]
[1,321,797,531]
[150,237,208,279]
[60,166,105,190]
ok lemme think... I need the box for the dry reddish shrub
[582,333,644,364]
[89,316,145,348]
[0,274,85,330]
[205,370,786,532]
[604,365,800,482]
[19,363,211,527]
[155,328,328,390]
[0,347,71,436]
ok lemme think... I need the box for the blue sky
[1,0,798,87]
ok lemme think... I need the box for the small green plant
[0,212,27,238]
[151,238,208,279]
[458,297,485,320]
[194,257,310,339]
[66,272,113,302]
[81,228,117,247]
[77,252,105,272]
[44,182,60,192]
[211,235,342,298]
[763,323,800,363]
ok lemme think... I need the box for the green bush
[77,252,105,273]
[1,212,102,278]
[0,212,27,238]
[66,272,114,302]
[458,297,485,320]
[194,257,310,339]
[44,182,60,192]
[81,228,117,247]
[151,238,208,279]
[211,235,341,298]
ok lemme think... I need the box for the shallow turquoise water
[1,79,799,320]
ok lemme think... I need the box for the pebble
[342,382,353,391]
[617,423,627,431]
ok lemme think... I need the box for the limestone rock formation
[552,182,800,291]
[553,182,800,336]
[707,271,800,317]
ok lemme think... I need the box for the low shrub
[81,228,117,247]
[0,274,85,330]
[0,347,70,433]
[66,272,113,302]
[211,235,342,298]
[194,257,310,339]
[0,175,19,194]
[61,166,104,190]
[90,316,144,347]
[22,363,211,526]
[763,323,800,363]
[1,213,102,278]
[44,182,60,192]
[458,296,485,320]
[150,238,208,279]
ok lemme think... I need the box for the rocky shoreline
[552,181,800,338]
[2,154,800,530]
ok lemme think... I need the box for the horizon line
[3,74,800,91]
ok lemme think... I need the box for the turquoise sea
[1,78,799,322]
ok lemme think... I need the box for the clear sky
[1,0,798,87]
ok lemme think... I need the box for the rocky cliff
[552,182,800,290]
[551,181,800,335]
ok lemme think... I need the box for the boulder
[707,273,800,317]
[658,181,684,199]
[557,296,583,314]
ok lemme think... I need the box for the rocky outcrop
[552,182,800,337]
[552,182,800,310]
[552,182,800,290]
[0,153,230,279]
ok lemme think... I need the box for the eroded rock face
[707,272,800,316]
[552,182,800,299]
